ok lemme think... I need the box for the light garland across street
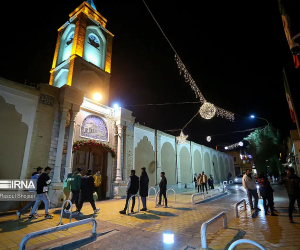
[175,55,235,122]
[176,131,188,145]
[225,141,243,150]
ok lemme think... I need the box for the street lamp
[250,115,269,126]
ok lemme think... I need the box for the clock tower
[49,0,114,105]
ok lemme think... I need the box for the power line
[125,101,201,107]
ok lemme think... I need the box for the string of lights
[143,0,235,122]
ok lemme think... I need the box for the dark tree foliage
[244,126,283,177]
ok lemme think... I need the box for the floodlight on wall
[93,93,102,102]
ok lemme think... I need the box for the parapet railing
[223,181,228,185]
[229,180,233,184]
[191,192,205,204]
[166,188,176,202]
[228,239,266,250]
[19,218,97,250]
[148,187,157,200]
[57,200,73,226]
[126,194,140,215]
[201,212,227,249]
[234,199,246,218]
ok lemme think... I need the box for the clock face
[88,34,100,48]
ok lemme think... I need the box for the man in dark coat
[279,167,300,223]
[120,170,139,214]
[77,169,100,215]
[158,172,168,208]
[140,167,149,211]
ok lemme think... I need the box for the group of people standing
[194,172,214,193]
[119,168,168,214]
[244,167,300,223]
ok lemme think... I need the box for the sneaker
[64,209,70,214]
[33,213,40,217]
[72,211,79,216]
[28,214,37,220]
[94,208,100,214]
[77,212,84,216]
[45,214,53,219]
[289,218,294,223]
[140,208,147,211]
[255,207,261,211]
[119,210,126,214]
[271,213,278,216]
[157,203,161,206]
[131,210,134,213]
[164,205,168,208]
[16,211,21,219]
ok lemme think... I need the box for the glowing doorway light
[93,93,102,102]
[163,232,174,244]
[113,104,119,109]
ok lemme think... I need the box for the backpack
[63,174,73,193]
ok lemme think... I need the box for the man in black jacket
[158,172,168,208]
[279,167,300,223]
[140,167,149,211]
[77,169,100,215]
[28,167,53,219]
[120,170,139,214]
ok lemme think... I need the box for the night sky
[1,0,299,149]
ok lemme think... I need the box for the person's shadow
[261,216,282,244]
[0,218,46,233]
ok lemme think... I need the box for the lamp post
[250,115,269,126]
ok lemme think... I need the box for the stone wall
[133,124,235,187]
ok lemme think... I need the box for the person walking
[200,171,208,194]
[197,173,202,193]
[257,173,277,216]
[140,167,149,211]
[120,170,139,214]
[17,167,43,219]
[28,167,53,219]
[208,174,214,190]
[64,168,82,214]
[279,167,300,223]
[242,169,260,211]
[194,173,198,188]
[77,169,100,215]
[93,169,102,200]
[158,172,168,208]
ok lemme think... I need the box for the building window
[88,34,100,48]
[66,32,74,46]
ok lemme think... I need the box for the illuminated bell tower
[49,0,114,105]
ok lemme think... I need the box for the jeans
[247,189,258,208]
[77,192,96,212]
[124,193,136,211]
[197,185,201,193]
[141,196,147,208]
[30,193,50,215]
[66,190,80,211]
[288,195,300,219]
[159,189,167,206]
[19,201,36,214]
[202,183,208,192]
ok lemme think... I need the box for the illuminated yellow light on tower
[93,93,102,102]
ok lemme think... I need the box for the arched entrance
[72,140,115,200]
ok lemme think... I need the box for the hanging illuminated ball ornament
[199,102,216,119]
[206,136,211,142]
[176,131,188,145]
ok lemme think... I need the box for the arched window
[66,32,74,46]
[88,34,100,49]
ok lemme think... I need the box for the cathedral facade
[0,0,234,211]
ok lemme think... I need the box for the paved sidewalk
[0,185,299,249]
